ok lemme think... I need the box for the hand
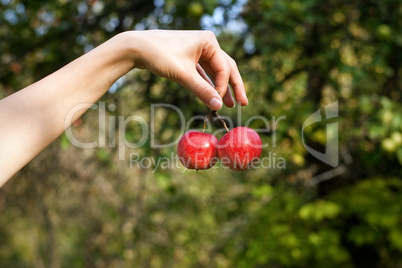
[130,30,248,110]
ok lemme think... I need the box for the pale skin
[0,30,248,187]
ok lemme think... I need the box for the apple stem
[203,113,213,133]
[211,110,230,132]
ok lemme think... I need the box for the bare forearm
[0,32,135,185]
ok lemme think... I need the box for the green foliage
[0,0,401,267]
[331,178,402,250]
[227,186,351,268]
[299,199,341,222]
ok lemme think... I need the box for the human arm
[0,30,248,187]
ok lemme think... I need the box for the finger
[199,38,230,99]
[222,85,235,108]
[182,68,223,110]
[196,64,215,88]
[197,64,235,108]
[223,51,248,106]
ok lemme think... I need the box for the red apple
[177,131,218,170]
[217,127,262,171]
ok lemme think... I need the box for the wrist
[112,31,148,71]
[122,30,149,70]
[108,31,139,72]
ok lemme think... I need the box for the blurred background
[0,0,401,267]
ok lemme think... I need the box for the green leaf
[299,200,341,222]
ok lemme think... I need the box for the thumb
[182,69,223,110]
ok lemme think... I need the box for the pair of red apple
[177,127,262,171]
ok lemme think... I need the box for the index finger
[201,51,248,106]
[199,34,230,99]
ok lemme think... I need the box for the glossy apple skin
[177,131,218,170]
[217,127,262,171]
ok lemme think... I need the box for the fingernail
[209,97,222,110]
